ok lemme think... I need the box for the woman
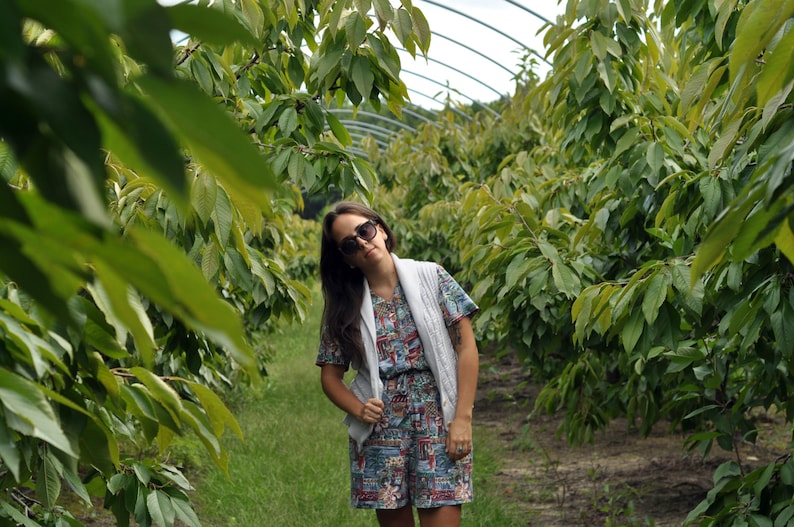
[316,201,479,527]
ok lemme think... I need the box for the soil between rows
[474,353,781,526]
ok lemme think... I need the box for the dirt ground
[474,354,783,527]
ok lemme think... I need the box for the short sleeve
[315,326,350,369]
[436,265,479,326]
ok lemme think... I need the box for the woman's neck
[363,256,398,299]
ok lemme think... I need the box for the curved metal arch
[502,0,552,25]
[406,88,473,121]
[347,146,371,158]
[431,30,517,77]
[328,109,417,133]
[342,124,421,153]
[402,106,442,127]
[337,121,401,140]
[397,47,507,100]
[347,132,389,149]
[418,0,552,67]
[403,69,501,118]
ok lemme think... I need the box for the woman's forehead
[332,213,370,238]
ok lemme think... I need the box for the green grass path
[191,296,526,526]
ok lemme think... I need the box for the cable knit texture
[343,254,459,452]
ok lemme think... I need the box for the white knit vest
[343,254,459,451]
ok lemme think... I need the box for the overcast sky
[403,1,565,108]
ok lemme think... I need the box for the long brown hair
[319,202,396,362]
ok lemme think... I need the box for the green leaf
[90,264,156,365]
[551,262,580,298]
[752,462,776,496]
[373,0,394,26]
[188,382,243,438]
[642,271,668,325]
[166,3,258,46]
[278,106,298,137]
[775,217,794,265]
[0,500,42,527]
[180,401,224,469]
[60,456,92,505]
[159,464,192,492]
[350,55,375,103]
[708,116,742,168]
[191,171,218,226]
[0,418,22,481]
[37,451,62,509]
[681,58,721,112]
[326,111,352,145]
[353,0,372,17]
[646,142,664,175]
[692,196,757,280]
[345,13,367,50]
[392,8,413,48]
[757,25,794,109]
[0,368,77,456]
[505,254,530,289]
[78,414,119,474]
[410,7,431,54]
[590,31,610,61]
[733,201,785,261]
[771,302,794,354]
[130,367,183,425]
[170,495,202,527]
[612,127,640,159]
[122,384,159,423]
[190,58,213,94]
[213,187,233,247]
[621,308,644,353]
[537,240,560,262]
[147,489,176,527]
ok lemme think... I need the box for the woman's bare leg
[417,505,461,527]
[376,505,415,527]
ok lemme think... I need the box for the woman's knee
[417,504,461,527]
[376,505,415,527]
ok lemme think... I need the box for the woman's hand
[359,398,385,423]
[446,418,472,461]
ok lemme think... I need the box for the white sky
[402,1,565,108]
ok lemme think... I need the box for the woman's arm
[445,315,479,461]
[320,364,384,423]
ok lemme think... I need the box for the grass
[190,294,527,526]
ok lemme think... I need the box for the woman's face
[331,213,389,268]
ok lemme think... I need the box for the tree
[0,0,429,525]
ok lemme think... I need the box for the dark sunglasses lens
[358,222,377,240]
[340,239,358,256]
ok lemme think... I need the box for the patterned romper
[317,266,478,509]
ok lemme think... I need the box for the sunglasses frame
[338,220,378,256]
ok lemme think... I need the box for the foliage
[370,0,794,524]
[0,0,429,525]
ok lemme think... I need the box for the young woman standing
[316,202,479,527]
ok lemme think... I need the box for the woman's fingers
[361,398,384,423]
[446,421,473,460]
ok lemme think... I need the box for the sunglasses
[338,220,378,256]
